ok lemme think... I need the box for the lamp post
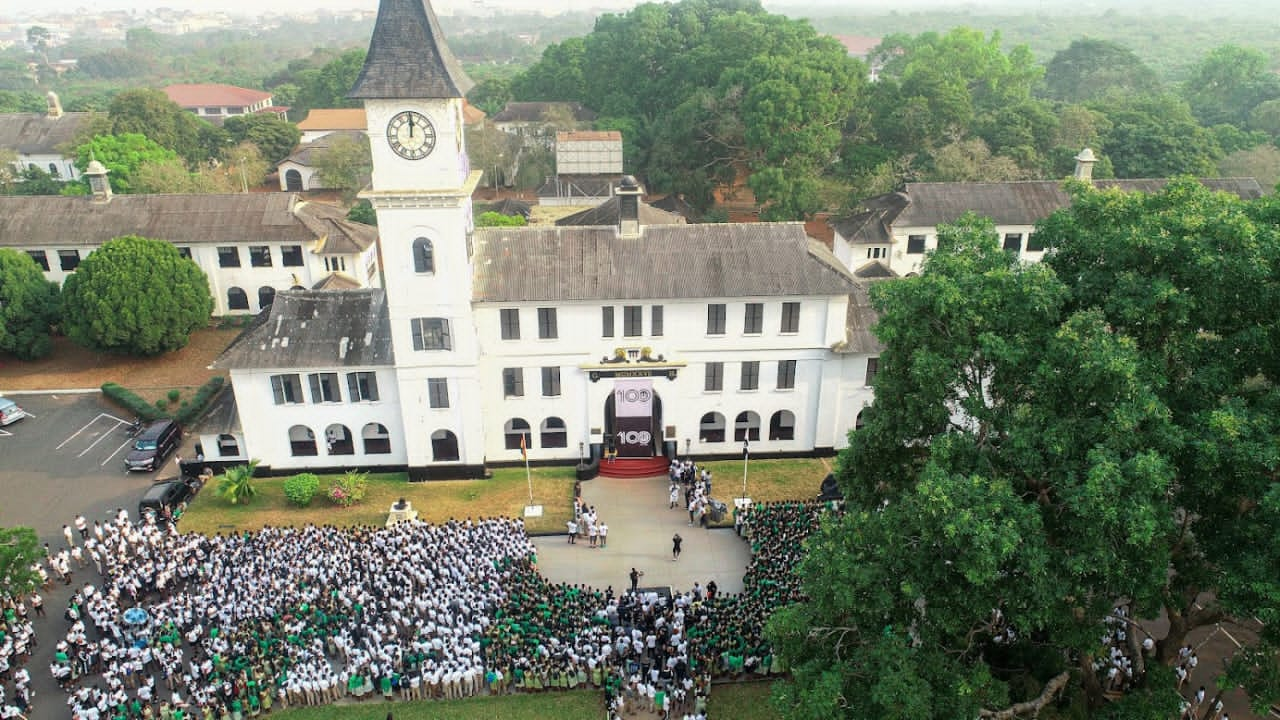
[740,439,749,502]
[578,441,585,469]
[685,437,691,460]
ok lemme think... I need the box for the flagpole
[741,439,749,500]
[525,450,533,505]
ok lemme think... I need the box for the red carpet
[597,456,669,479]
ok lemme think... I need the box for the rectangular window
[176,247,192,260]
[1026,233,1045,252]
[740,361,760,391]
[217,247,240,268]
[324,257,346,272]
[411,318,452,351]
[780,302,800,333]
[27,250,49,271]
[58,249,80,271]
[541,366,561,397]
[346,372,380,402]
[249,246,272,267]
[624,305,643,337]
[651,305,664,337]
[500,308,521,340]
[704,362,724,392]
[537,307,558,339]
[776,360,797,390]
[281,245,304,266]
[865,357,879,387]
[1003,233,1023,252]
[744,303,764,334]
[706,303,726,335]
[427,378,449,408]
[502,368,524,397]
[307,372,341,403]
[602,306,614,338]
[270,374,304,405]
[907,234,927,254]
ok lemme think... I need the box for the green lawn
[698,457,830,504]
[180,467,577,536]
[269,691,601,720]
[709,681,782,719]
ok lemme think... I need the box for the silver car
[0,397,28,426]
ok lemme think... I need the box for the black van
[125,419,182,472]
[138,478,195,518]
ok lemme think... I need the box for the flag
[520,433,527,461]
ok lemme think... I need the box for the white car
[0,397,28,426]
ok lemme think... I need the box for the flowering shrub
[327,470,369,507]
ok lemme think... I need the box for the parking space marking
[56,413,128,450]
[0,429,10,437]
[102,438,135,467]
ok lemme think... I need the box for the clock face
[386,111,436,160]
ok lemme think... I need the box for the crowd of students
[0,595,36,718]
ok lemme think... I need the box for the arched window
[288,425,317,456]
[431,429,459,461]
[734,411,761,442]
[325,424,353,455]
[699,412,725,443]
[412,237,434,274]
[258,286,276,310]
[769,410,796,441]
[504,418,531,450]
[855,409,867,430]
[227,287,249,310]
[48,162,59,177]
[216,433,240,457]
[284,169,303,192]
[540,417,567,448]
[362,422,391,454]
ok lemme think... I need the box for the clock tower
[349,0,485,476]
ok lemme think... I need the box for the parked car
[124,419,182,472]
[0,397,28,426]
[138,477,197,519]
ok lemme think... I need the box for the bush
[155,399,168,411]
[173,376,225,425]
[217,461,259,505]
[327,470,369,508]
[283,473,320,508]
[101,382,165,421]
[167,389,181,403]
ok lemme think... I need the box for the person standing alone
[672,533,683,561]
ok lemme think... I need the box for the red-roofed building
[162,84,287,125]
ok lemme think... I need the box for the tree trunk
[978,670,1072,719]
[1079,653,1107,709]
[1157,605,1189,664]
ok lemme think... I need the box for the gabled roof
[834,179,1266,243]
[312,272,363,290]
[348,0,473,99]
[489,198,532,218]
[0,111,92,155]
[835,283,884,355]
[648,194,697,220]
[163,84,272,108]
[280,131,365,168]
[297,108,367,132]
[492,102,597,124]
[0,193,376,251]
[214,289,394,370]
[472,223,858,302]
[462,101,486,126]
[854,260,897,279]
[555,196,686,227]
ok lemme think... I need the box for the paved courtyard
[533,473,751,596]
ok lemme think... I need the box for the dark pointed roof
[348,0,473,100]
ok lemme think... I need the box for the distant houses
[0,92,89,181]
[163,83,288,125]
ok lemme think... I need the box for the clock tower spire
[351,0,486,476]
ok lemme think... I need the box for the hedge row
[101,375,226,426]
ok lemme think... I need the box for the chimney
[46,91,63,118]
[616,174,642,238]
[85,158,112,203]
[1073,148,1097,182]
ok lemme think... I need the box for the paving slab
[533,474,749,596]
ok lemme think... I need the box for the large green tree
[0,248,59,359]
[0,526,41,599]
[105,89,222,164]
[1181,44,1280,129]
[74,133,180,195]
[61,236,214,356]
[1042,38,1161,103]
[775,182,1280,717]
[314,133,371,204]
[1094,94,1222,177]
[222,114,301,165]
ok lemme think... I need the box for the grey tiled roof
[853,260,897,279]
[835,283,884,355]
[491,102,597,124]
[0,112,91,154]
[835,179,1265,242]
[348,0,473,99]
[214,289,394,369]
[472,223,858,302]
[555,196,686,227]
[0,193,377,251]
[280,131,364,168]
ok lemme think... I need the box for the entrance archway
[284,169,303,192]
[603,389,662,457]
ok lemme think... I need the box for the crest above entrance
[581,347,685,383]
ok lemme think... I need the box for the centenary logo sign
[619,430,652,445]
[616,387,653,403]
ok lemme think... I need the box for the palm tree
[217,460,259,505]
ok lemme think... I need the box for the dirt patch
[0,328,241,393]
